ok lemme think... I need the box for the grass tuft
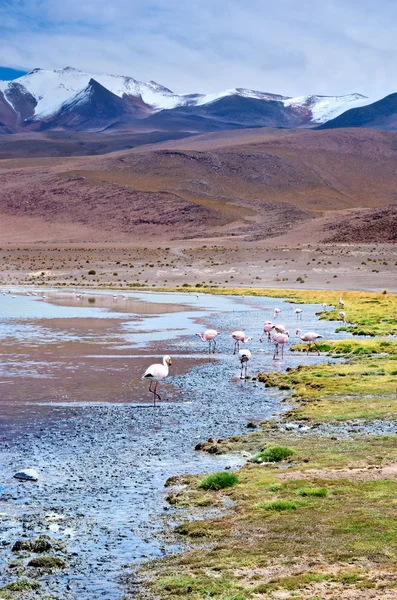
[257,499,297,511]
[198,471,239,490]
[1,577,41,592]
[298,487,328,497]
[27,555,66,571]
[251,446,295,463]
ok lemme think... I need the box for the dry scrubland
[128,290,397,600]
[0,244,396,292]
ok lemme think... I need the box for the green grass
[257,356,397,422]
[256,499,297,511]
[290,338,397,356]
[298,487,328,497]
[139,441,397,598]
[198,472,239,490]
[0,578,41,596]
[251,446,295,463]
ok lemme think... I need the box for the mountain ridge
[0,66,374,134]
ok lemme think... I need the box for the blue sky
[0,66,27,79]
[0,0,396,97]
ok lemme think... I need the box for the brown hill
[0,127,396,244]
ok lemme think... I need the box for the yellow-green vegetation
[162,286,397,336]
[138,434,397,600]
[291,337,397,355]
[257,355,397,422]
[0,578,40,598]
[256,499,297,511]
[132,286,397,600]
[27,555,66,571]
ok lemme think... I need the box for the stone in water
[14,469,39,481]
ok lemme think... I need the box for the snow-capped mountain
[0,66,391,134]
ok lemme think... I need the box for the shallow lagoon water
[0,289,343,599]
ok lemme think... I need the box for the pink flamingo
[339,311,347,325]
[273,331,289,359]
[273,323,286,333]
[296,330,323,355]
[142,355,172,407]
[274,308,281,319]
[230,331,252,354]
[292,307,303,319]
[196,329,221,353]
[238,349,251,379]
[260,321,273,342]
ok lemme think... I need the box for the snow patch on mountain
[0,66,389,126]
[284,93,370,123]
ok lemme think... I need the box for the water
[0,289,342,599]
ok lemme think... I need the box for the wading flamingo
[230,331,252,354]
[292,307,303,319]
[196,329,221,353]
[273,331,289,360]
[142,355,172,407]
[238,349,251,379]
[339,311,347,325]
[273,323,286,333]
[339,296,345,308]
[296,330,323,355]
[260,321,273,342]
[274,308,281,319]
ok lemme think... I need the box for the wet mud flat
[0,290,342,599]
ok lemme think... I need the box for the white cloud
[1,0,397,97]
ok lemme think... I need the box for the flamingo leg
[153,381,161,407]
[240,363,243,379]
[268,331,271,342]
[307,343,311,355]
[281,344,284,359]
[273,343,278,360]
[213,339,216,354]
[314,342,320,356]
[208,340,211,354]
[245,364,248,378]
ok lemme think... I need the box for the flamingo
[260,321,273,343]
[322,303,327,311]
[273,331,289,359]
[196,329,221,354]
[142,355,172,407]
[339,311,347,325]
[230,331,252,354]
[273,323,286,333]
[296,330,323,355]
[274,308,281,319]
[238,349,251,379]
[292,307,303,319]
[339,296,345,308]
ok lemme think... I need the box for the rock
[14,468,39,481]
[12,537,53,553]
